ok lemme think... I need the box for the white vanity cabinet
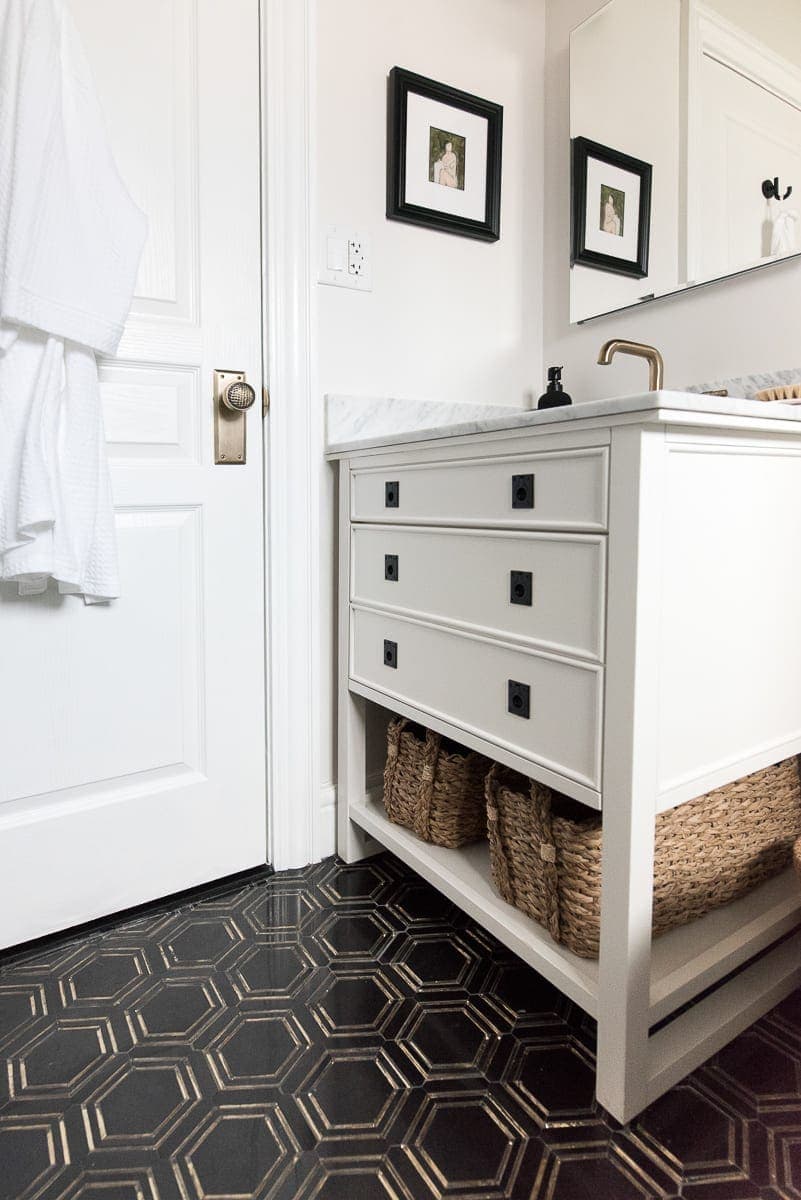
[331,395,801,1123]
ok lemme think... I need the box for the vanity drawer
[350,607,603,790]
[351,526,605,662]
[350,448,608,530]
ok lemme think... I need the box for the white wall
[544,0,801,400]
[316,0,546,410]
[316,0,548,810]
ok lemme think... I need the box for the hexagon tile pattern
[1,854,801,1199]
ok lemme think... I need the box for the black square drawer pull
[511,473,534,509]
[384,554,399,582]
[510,570,533,606]
[383,639,398,668]
[385,481,400,508]
[507,680,530,719]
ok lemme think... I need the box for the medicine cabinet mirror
[570,0,801,323]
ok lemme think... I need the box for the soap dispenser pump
[537,366,572,410]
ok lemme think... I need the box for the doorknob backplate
[214,370,254,464]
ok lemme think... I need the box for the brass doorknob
[221,380,256,412]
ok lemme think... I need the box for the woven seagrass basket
[383,718,490,848]
[486,757,801,959]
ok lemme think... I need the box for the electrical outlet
[348,238,365,276]
[319,227,371,291]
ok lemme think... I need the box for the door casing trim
[261,0,324,869]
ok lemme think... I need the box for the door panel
[3,508,202,800]
[76,0,198,318]
[100,363,202,464]
[0,0,267,948]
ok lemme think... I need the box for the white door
[0,0,267,948]
[697,52,801,280]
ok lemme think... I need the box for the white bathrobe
[0,0,147,601]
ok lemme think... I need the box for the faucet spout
[597,339,664,391]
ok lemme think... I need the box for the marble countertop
[325,388,801,456]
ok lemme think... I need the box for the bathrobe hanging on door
[0,0,146,601]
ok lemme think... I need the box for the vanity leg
[596,786,655,1122]
[595,425,665,1122]
[336,689,378,862]
[336,457,378,863]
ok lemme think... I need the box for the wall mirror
[569,0,801,323]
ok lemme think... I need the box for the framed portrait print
[387,67,503,242]
[571,137,652,277]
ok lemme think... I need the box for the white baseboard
[318,783,337,859]
[315,772,384,862]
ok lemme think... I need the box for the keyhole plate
[385,481,400,508]
[511,473,535,509]
[510,570,533,607]
[507,680,530,719]
[214,369,249,465]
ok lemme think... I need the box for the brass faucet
[597,339,664,391]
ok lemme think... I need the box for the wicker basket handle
[486,765,515,900]
[414,727,442,840]
[486,764,561,944]
[383,717,407,801]
[529,780,560,942]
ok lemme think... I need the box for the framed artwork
[571,137,652,277]
[386,67,503,242]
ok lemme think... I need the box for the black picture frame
[387,67,503,242]
[571,137,652,278]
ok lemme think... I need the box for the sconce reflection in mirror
[762,177,793,202]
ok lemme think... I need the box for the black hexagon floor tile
[698,1026,801,1120]
[297,1046,413,1144]
[502,1031,599,1127]
[157,915,244,970]
[0,1114,69,1200]
[58,947,150,1008]
[171,1103,303,1199]
[243,883,323,937]
[3,851,801,1200]
[390,928,483,993]
[83,1056,201,1151]
[125,975,224,1046]
[7,1016,119,1101]
[537,1142,677,1200]
[384,877,458,928]
[627,1081,747,1187]
[206,1009,310,1090]
[396,998,500,1082]
[307,965,402,1041]
[0,984,47,1049]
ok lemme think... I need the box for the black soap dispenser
[537,366,572,410]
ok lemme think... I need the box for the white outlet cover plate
[319,226,372,291]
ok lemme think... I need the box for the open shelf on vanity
[351,793,801,1027]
